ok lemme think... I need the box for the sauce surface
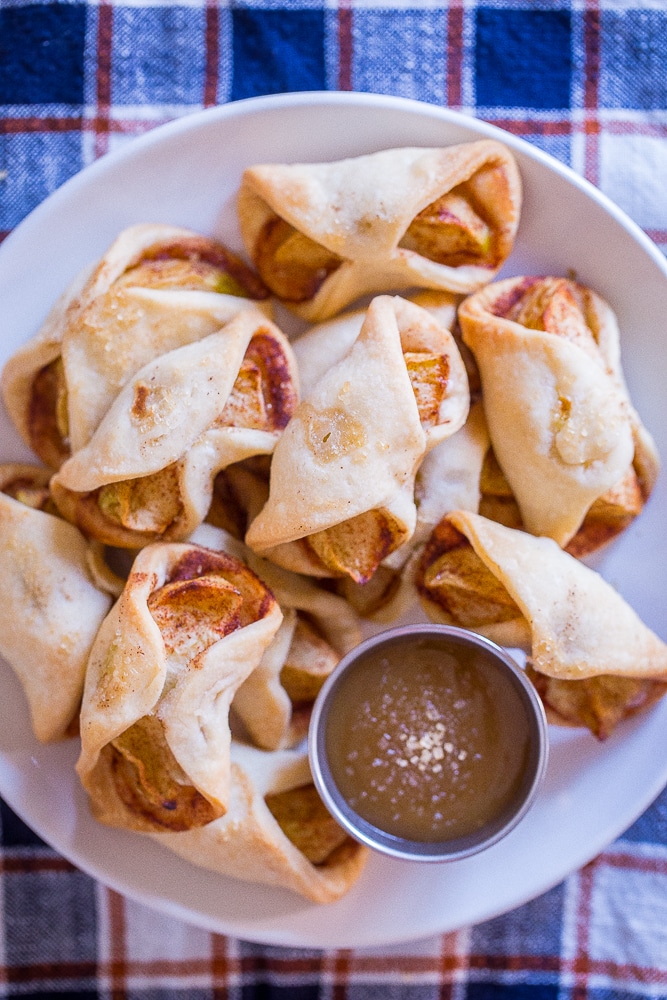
[325,638,532,842]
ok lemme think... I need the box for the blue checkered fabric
[2,2,667,247]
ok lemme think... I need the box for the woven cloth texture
[1,2,667,998]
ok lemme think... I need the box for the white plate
[1,92,666,949]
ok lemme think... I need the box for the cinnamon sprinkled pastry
[417,511,667,737]
[190,522,361,751]
[1,224,270,468]
[153,742,368,903]
[245,295,469,584]
[0,463,112,742]
[76,543,282,833]
[49,311,298,548]
[479,443,647,559]
[238,141,521,320]
[458,275,659,547]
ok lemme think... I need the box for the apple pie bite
[417,511,667,738]
[238,140,521,321]
[1,224,271,469]
[76,542,283,833]
[0,463,112,742]
[458,275,659,547]
[245,295,470,584]
[49,311,298,548]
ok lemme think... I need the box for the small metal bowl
[309,623,548,862]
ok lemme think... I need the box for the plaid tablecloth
[1,2,667,996]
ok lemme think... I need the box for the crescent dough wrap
[50,311,299,547]
[337,399,490,623]
[190,522,361,750]
[417,511,667,683]
[0,464,112,742]
[76,542,283,833]
[153,742,368,904]
[239,140,522,320]
[1,224,271,465]
[245,296,469,583]
[459,276,656,546]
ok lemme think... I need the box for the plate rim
[1,90,666,948]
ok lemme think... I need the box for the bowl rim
[309,622,550,863]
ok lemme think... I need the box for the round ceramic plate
[1,92,666,949]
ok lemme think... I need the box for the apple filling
[306,507,409,585]
[478,445,645,558]
[417,517,523,628]
[526,664,667,741]
[265,783,352,866]
[28,357,70,468]
[253,215,343,302]
[117,235,269,301]
[215,330,298,434]
[400,186,493,268]
[109,715,221,832]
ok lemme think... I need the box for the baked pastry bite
[416,511,667,737]
[49,311,298,548]
[76,542,283,833]
[337,400,489,621]
[245,295,469,584]
[458,276,659,547]
[190,522,361,751]
[1,223,270,467]
[0,463,112,742]
[525,664,667,742]
[479,443,648,559]
[153,741,368,903]
[238,140,521,321]
[291,289,463,400]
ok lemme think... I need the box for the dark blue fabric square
[111,6,206,106]
[231,10,326,100]
[5,868,99,966]
[599,10,667,110]
[0,799,46,848]
[475,9,571,110]
[0,4,86,105]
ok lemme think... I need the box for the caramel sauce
[324,638,532,842]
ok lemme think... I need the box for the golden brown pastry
[245,295,469,583]
[153,742,368,903]
[1,224,270,467]
[416,511,667,736]
[337,399,489,621]
[525,664,667,741]
[190,522,361,750]
[458,276,659,547]
[49,311,299,548]
[0,463,112,741]
[76,542,283,833]
[479,443,648,559]
[238,141,522,320]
